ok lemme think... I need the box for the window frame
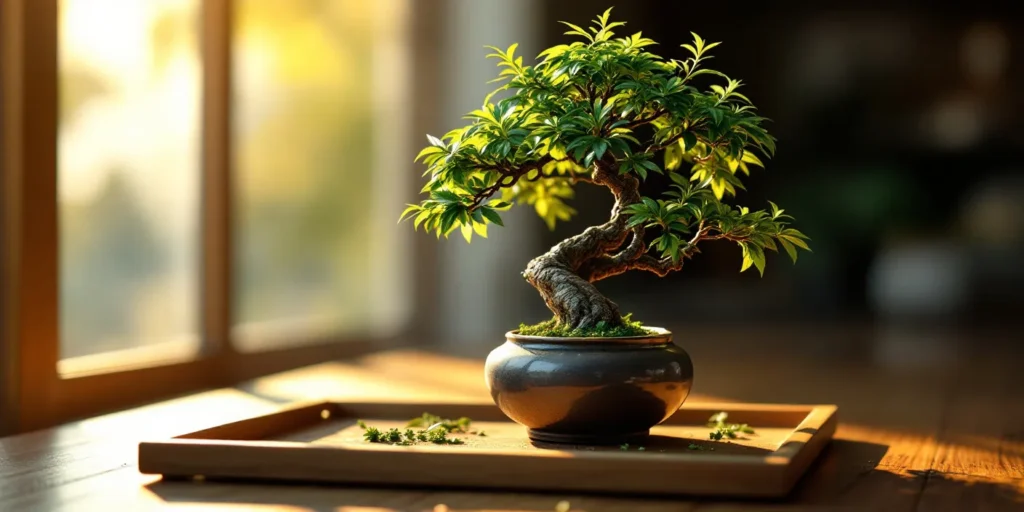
[1,0,436,434]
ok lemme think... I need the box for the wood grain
[138,402,836,498]
[3,326,1024,511]
[914,344,1024,511]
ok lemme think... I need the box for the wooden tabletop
[2,322,1023,511]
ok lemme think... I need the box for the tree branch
[466,155,561,210]
[582,220,712,281]
[622,108,667,130]
[612,227,646,261]
[578,226,646,282]
[645,131,686,154]
[527,162,597,184]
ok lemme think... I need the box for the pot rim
[505,326,672,345]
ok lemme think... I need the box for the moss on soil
[516,314,652,338]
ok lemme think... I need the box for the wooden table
[2,323,1023,511]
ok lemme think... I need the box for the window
[59,0,202,368]
[1,0,419,434]
[232,0,412,350]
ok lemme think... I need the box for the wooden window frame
[1,0,442,434]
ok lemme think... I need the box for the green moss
[517,313,652,338]
[360,413,482,446]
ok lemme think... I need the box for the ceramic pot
[484,327,693,445]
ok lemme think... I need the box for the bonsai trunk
[523,162,643,330]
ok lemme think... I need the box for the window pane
[233,0,412,349]
[58,0,201,364]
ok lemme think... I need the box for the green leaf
[668,235,682,264]
[439,207,460,235]
[635,165,648,180]
[641,197,659,213]
[691,32,705,53]
[782,227,811,240]
[398,204,421,223]
[653,234,668,252]
[711,178,726,199]
[472,221,488,238]
[708,107,723,125]
[593,139,608,160]
[413,209,432,230]
[480,207,504,227]
[431,190,462,204]
[664,143,683,171]
[780,238,798,263]
[426,134,445,147]
[741,150,764,168]
[460,223,473,243]
[414,146,444,163]
[559,21,594,42]
[681,132,697,151]
[625,214,650,229]
[748,243,766,276]
[740,251,754,272]
[780,231,810,250]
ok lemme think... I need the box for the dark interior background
[524,1,1024,331]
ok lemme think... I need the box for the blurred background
[56,0,1024,372]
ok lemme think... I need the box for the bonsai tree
[400,8,810,335]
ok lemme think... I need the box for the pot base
[528,428,650,446]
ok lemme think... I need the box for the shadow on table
[143,439,1024,511]
[528,435,774,455]
[788,439,1024,508]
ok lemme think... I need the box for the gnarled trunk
[523,252,622,329]
[522,163,642,330]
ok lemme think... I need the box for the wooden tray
[138,400,837,498]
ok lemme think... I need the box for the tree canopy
[401,8,809,276]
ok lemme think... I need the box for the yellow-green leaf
[748,243,766,276]
[780,238,798,263]
[711,178,726,199]
[781,235,810,251]
[535,198,549,218]
[398,204,420,223]
[413,209,431,230]
[664,143,682,170]
[726,157,739,173]
[414,146,443,162]
[740,254,754,272]
[740,151,764,167]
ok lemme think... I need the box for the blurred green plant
[401,8,810,333]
